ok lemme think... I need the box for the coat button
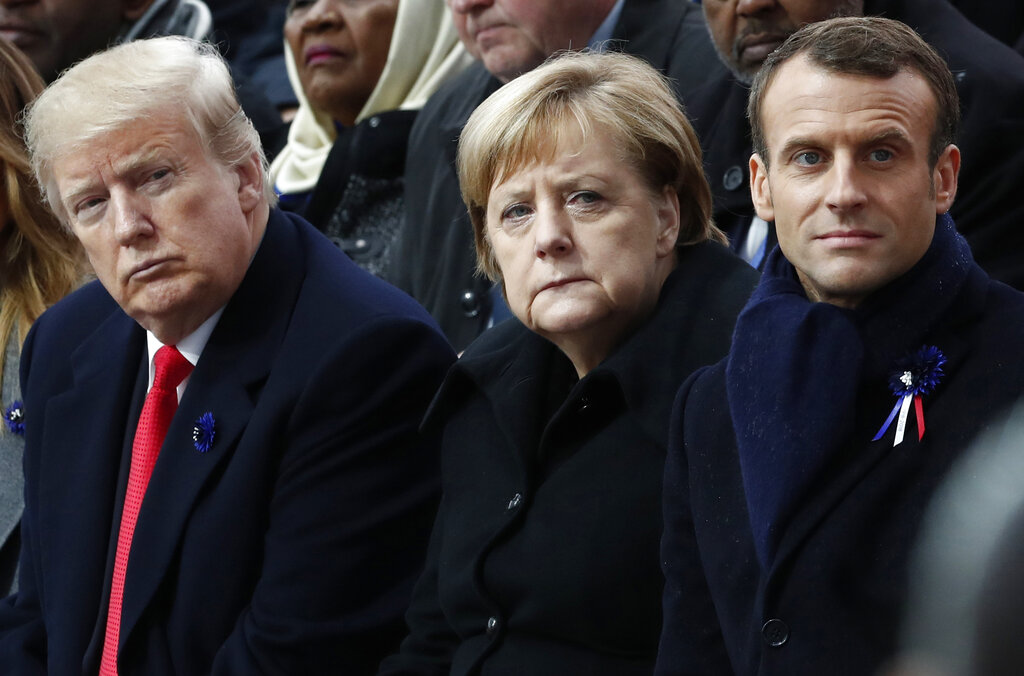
[762,618,789,647]
[723,165,744,191]
[460,289,481,318]
[486,616,499,635]
[368,115,381,128]
[506,493,522,511]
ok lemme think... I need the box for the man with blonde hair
[0,36,453,675]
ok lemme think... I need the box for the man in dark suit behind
[388,0,724,352]
[0,36,455,675]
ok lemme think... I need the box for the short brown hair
[457,50,724,282]
[748,16,960,169]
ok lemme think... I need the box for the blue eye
[794,151,821,166]
[869,149,894,162]
[502,204,531,220]
[570,190,600,204]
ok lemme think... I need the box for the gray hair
[24,35,274,222]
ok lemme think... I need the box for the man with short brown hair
[657,17,1024,676]
[692,0,1024,290]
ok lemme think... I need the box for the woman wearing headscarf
[272,0,471,277]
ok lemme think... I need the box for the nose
[110,191,155,245]
[735,0,776,16]
[533,207,573,259]
[824,157,867,214]
[300,0,343,30]
[448,0,492,15]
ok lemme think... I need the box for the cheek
[490,239,529,304]
[283,18,301,53]
[354,7,397,60]
[703,5,733,49]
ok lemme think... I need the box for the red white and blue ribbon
[873,345,946,446]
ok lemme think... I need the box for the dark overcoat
[0,210,455,674]
[388,0,725,351]
[656,244,1024,675]
[380,243,758,676]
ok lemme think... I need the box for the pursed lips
[472,21,508,42]
[539,277,587,293]
[0,20,42,46]
[126,257,175,282]
[814,229,882,245]
[738,32,788,62]
[304,45,345,66]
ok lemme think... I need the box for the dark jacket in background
[207,0,296,110]
[280,109,418,278]
[380,243,758,676]
[687,0,1024,288]
[945,0,1024,54]
[388,0,725,352]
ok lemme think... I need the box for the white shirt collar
[145,307,225,397]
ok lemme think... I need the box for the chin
[532,310,605,338]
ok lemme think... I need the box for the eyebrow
[60,146,172,211]
[775,128,912,163]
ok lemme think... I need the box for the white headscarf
[270,0,472,195]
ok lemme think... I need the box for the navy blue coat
[0,210,455,675]
[656,252,1024,675]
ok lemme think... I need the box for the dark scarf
[726,214,973,568]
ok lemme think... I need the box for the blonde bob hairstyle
[0,39,84,392]
[24,35,275,224]
[457,50,725,282]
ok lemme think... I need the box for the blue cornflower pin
[192,412,216,453]
[4,400,24,436]
[873,345,946,446]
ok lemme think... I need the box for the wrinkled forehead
[488,116,633,194]
[760,56,938,143]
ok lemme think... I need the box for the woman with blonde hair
[380,51,759,675]
[0,38,85,596]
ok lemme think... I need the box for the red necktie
[99,345,193,676]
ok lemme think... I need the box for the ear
[653,185,681,258]
[933,144,960,214]
[234,151,265,214]
[749,153,775,222]
[122,0,155,21]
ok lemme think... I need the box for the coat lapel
[36,306,144,659]
[115,210,305,653]
[768,329,971,577]
[429,323,553,479]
